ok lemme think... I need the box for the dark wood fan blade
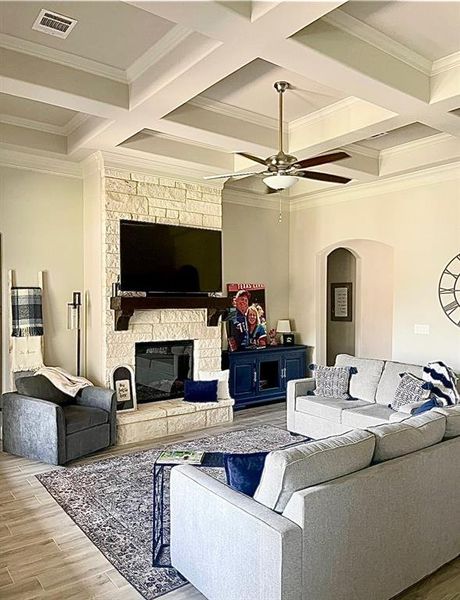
[235,152,268,166]
[293,151,350,170]
[296,170,351,184]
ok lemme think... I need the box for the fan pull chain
[278,195,282,223]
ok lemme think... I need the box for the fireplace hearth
[135,340,194,403]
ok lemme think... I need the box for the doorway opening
[326,248,356,365]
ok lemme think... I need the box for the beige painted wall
[289,170,460,370]
[0,167,83,392]
[222,196,290,332]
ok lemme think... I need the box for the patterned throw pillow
[390,373,432,411]
[313,365,356,399]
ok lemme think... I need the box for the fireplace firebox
[135,340,194,403]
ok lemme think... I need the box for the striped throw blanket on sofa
[422,361,460,406]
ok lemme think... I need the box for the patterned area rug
[37,425,305,600]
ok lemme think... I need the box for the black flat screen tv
[120,220,222,294]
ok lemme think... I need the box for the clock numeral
[443,269,457,278]
[442,300,459,315]
[439,287,455,294]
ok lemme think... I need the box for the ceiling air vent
[369,132,389,139]
[32,9,77,39]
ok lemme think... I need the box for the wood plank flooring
[0,403,458,600]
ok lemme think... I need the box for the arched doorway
[315,239,394,365]
[326,248,356,365]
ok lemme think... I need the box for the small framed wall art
[331,282,353,322]
[110,364,137,412]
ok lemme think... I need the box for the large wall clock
[438,254,460,328]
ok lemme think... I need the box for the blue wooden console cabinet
[222,345,308,409]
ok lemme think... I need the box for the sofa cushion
[433,405,460,439]
[223,452,268,497]
[366,411,446,463]
[335,354,384,402]
[342,403,395,428]
[198,369,230,400]
[390,373,432,410]
[184,379,218,403]
[375,361,423,405]
[63,405,109,434]
[253,430,375,512]
[296,395,369,422]
[313,365,355,399]
[16,375,73,406]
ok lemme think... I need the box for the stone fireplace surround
[89,161,234,444]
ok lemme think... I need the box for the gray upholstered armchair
[2,376,117,465]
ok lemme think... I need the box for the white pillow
[198,369,230,400]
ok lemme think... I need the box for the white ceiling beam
[70,0,348,154]
[380,134,460,177]
[289,98,405,154]
[71,41,256,152]
[0,49,129,118]
[263,36,460,138]
[119,130,234,171]
[0,123,67,154]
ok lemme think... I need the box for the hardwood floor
[0,403,458,600]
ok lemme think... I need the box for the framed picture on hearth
[111,364,137,412]
[331,282,352,322]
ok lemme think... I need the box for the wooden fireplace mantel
[110,295,230,330]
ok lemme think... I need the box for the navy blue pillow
[412,398,440,416]
[184,379,218,402]
[223,452,269,496]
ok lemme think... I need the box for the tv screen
[120,220,222,294]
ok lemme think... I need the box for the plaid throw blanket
[11,287,44,337]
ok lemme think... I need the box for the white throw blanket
[10,336,44,372]
[35,366,93,397]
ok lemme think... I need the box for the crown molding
[343,142,380,160]
[189,96,279,130]
[322,10,431,76]
[62,113,90,136]
[379,132,454,159]
[0,112,90,137]
[223,187,289,211]
[0,33,127,83]
[431,51,460,75]
[0,144,82,178]
[140,128,228,154]
[325,11,432,74]
[126,25,192,83]
[99,148,224,188]
[290,161,460,212]
[0,114,64,136]
[288,97,360,132]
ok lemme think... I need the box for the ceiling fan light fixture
[263,174,298,190]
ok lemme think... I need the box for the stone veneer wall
[102,167,223,386]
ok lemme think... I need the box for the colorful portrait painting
[226,283,267,351]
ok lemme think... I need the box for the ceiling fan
[204,81,352,192]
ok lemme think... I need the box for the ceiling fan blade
[296,170,351,184]
[293,151,350,170]
[235,152,268,166]
[204,171,264,180]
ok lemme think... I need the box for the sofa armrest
[170,465,302,600]
[75,387,117,445]
[2,393,65,465]
[286,377,316,431]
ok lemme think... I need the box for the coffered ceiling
[0,0,459,199]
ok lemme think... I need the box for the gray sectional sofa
[170,407,460,600]
[287,354,443,439]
